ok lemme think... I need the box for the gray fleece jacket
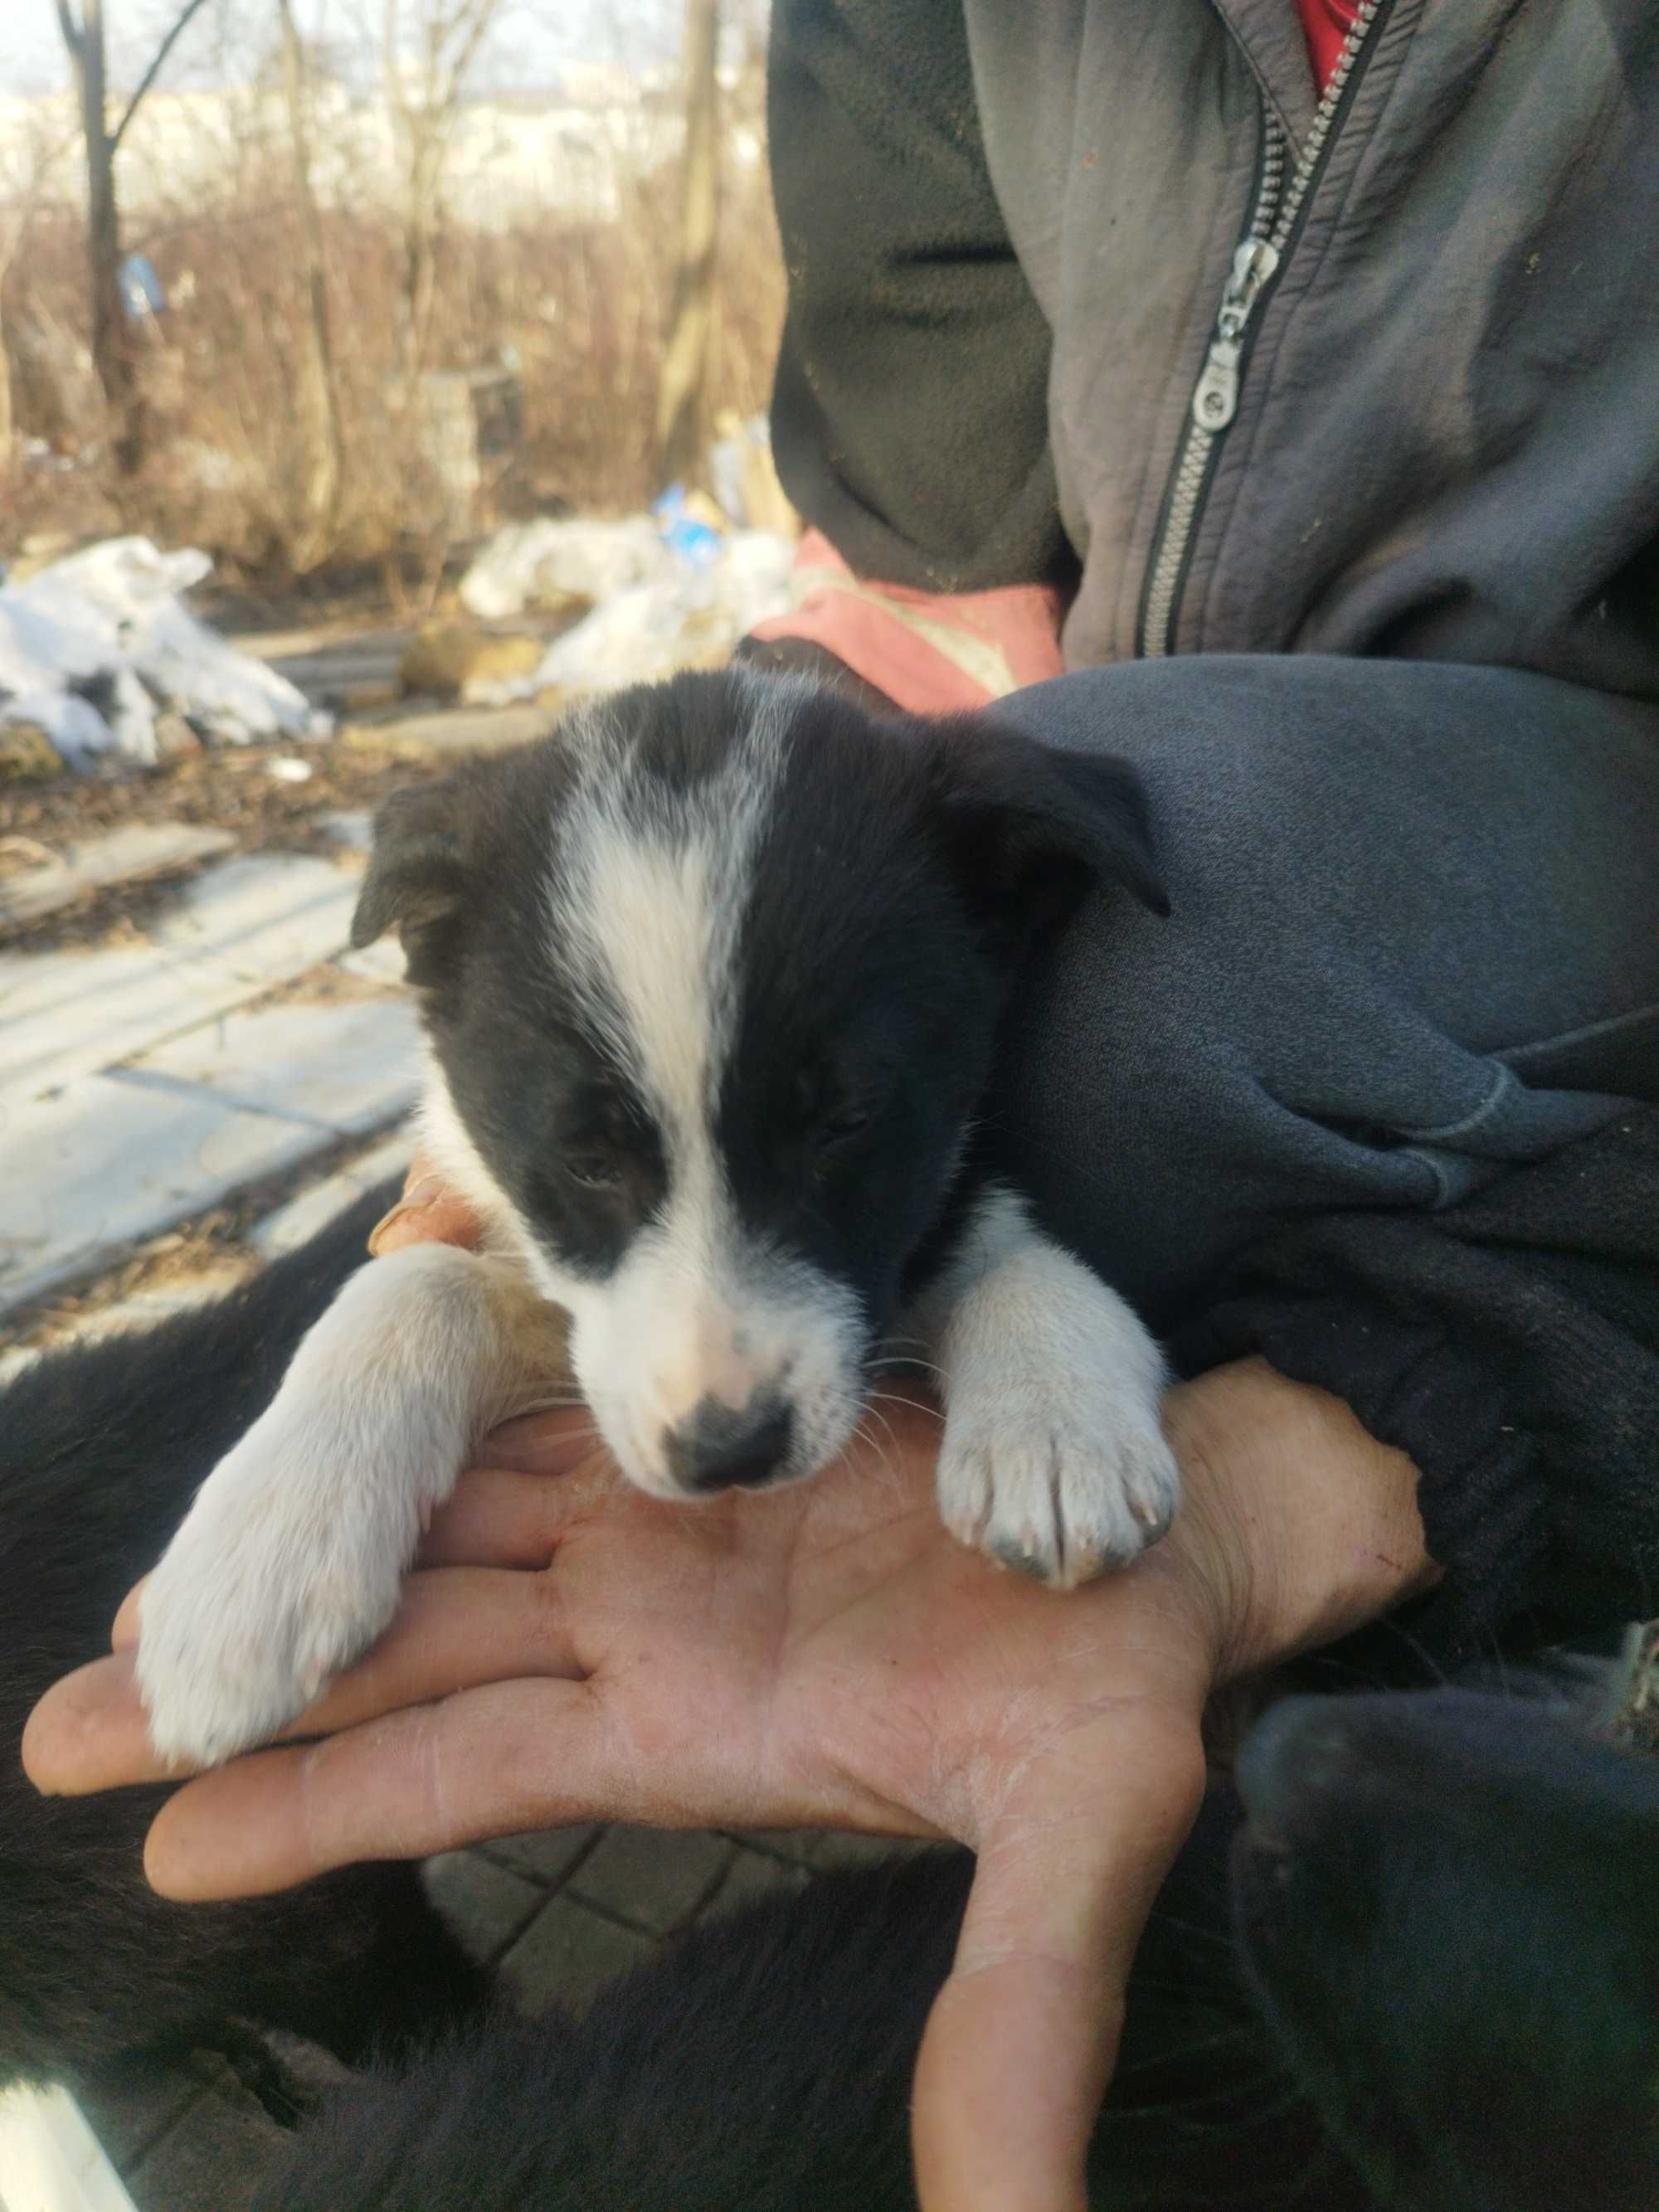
[766,0,1659,700]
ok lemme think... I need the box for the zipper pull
[1191,238,1282,431]
[1192,338,1241,430]
[1221,237,1281,327]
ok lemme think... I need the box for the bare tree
[277,0,348,566]
[382,0,502,383]
[654,0,719,489]
[52,0,212,475]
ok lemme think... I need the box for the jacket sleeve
[766,0,1073,593]
[1174,1111,1659,1661]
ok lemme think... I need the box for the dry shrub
[1,87,786,596]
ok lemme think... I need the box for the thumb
[367,1152,484,1257]
[911,1710,1206,2212]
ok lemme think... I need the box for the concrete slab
[0,854,362,1106]
[567,1826,735,1934]
[0,824,236,932]
[0,1078,328,1315]
[336,936,408,986]
[477,1826,602,1888]
[314,809,373,853]
[423,1852,546,1964]
[498,1893,654,2020]
[0,1260,255,1385]
[246,1131,411,1258]
[0,2081,140,2212]
[339,701,549,759]
[119,996,421,1137]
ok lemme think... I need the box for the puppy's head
[1231,1681,1659,2212]
[353,668,1165,1499]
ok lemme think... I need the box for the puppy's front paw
[936,1391,1179,1589]
[137,1435,406,1768]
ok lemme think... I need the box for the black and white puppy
[137,668,1175,1765]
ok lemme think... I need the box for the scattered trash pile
[456,413,798,702]
[0,538,330,775]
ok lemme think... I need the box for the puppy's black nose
[662,1398,794,1494]
[1235,1696,1357,1846]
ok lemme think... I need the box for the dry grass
[1,87,785,596]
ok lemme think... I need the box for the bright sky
[2,0,684,99]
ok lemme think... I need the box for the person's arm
[742,0,1074,714]
[1177,1106,1659,1661]
[766,0,1068,595]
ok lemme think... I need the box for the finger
[22,1650,156,1795]
[911,1709,1207,2212]
[142,1675,634,1897]
[476,1407,606,1475]
[109,1423,605,1648]
[367,1189,484,1257]
[303,1563,591,1736]
[35,1560,587,1796]
[417,1456,615,1569]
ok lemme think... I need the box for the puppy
[0,1191,486,2103]
[136,668,1175,1765]
[1231,1673,1659,2212]
[260,1669,1659,2211]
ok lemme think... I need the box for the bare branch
[443,0,501,106]
[53,0,85,63]
[109,0,215,157]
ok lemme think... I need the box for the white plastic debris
[470,528,796,705]
[457,515,670,621]
[0,537,332,772]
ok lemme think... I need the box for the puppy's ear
[926,714,1169,950]
[351,781,473,985]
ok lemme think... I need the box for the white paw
[136,1433,408,1768]
[936,1389,1179,1589]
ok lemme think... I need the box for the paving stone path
[68,1826,908,2210]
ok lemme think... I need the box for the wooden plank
[0,823,235,931]
[0,999,417,1316]
[0,853,362,1106]
[122,994,421,1134]
[0,1073,333,1315]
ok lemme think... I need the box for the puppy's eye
[817,1103,871,1148]
[565,1151,623,1191]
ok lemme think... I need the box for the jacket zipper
[1139,0,1386,657]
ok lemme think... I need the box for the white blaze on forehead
[530,685,873,1488]
[547,692,786,1165]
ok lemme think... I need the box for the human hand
[25,1357,1431,2212]
[365,1149,482,1257]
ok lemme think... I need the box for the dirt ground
[0,737,454,955]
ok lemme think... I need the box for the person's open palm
[26,1365,1427,2212]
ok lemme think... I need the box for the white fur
[523,688,862,1486]
[137,1245,561,1767]
[909,1184,1179,1588]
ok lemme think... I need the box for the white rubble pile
[459,519,795,704]
[457,514,669,622]
[0,537,332,772]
